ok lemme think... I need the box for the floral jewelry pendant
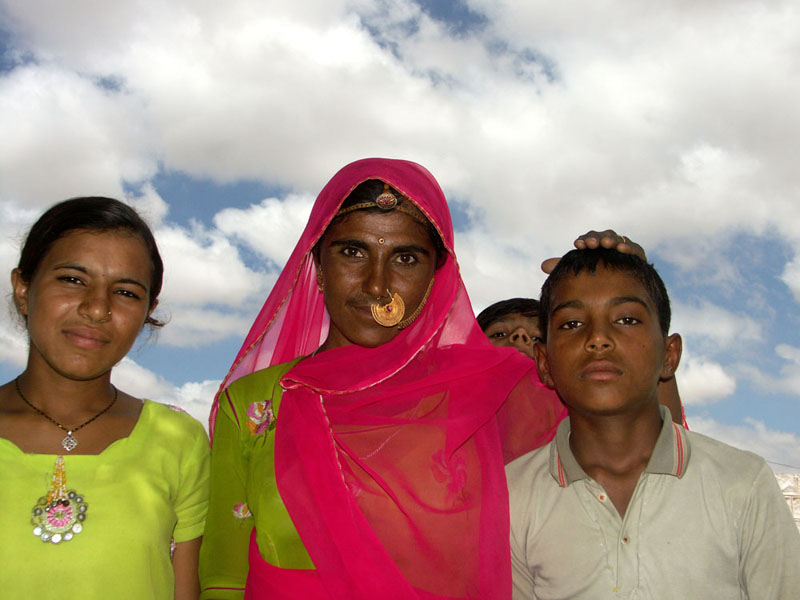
[371,290,405,327]
[61,431,78,452]
[31,456,87,544]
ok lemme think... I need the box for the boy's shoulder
[506,441,553,488]
[682,427,772,488]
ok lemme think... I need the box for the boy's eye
[558,320,582,330]
[615,316,640,325]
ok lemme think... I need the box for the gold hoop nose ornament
[370,290,405,327]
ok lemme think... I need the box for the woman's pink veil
[210,158,564,599]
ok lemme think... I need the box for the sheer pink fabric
[210,158,566,599]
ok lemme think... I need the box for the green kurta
[0,400,209,599]
[199,358,312,600]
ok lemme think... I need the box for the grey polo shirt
[507,406,800,599]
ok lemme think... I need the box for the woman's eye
[395,253,418,265]
[532,336,544,344]
[489,331,507,339]
[341,247,363,258]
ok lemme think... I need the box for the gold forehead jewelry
[371,290,405,327]
[335,184,428,226]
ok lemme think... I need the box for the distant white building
[776,473,800,533]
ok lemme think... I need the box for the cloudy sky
[1,0,799,473]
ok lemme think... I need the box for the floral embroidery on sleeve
[166,404,188,414]
[246,400,275,435]
[232,503,252,519]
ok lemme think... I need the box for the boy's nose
[510,328,535,357]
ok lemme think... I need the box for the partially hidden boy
[508,247,800,599]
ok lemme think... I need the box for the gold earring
[371,290,405,327]
[316,269,324,292]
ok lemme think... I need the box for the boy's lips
[580,360,623,381]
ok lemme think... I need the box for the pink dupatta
[210,158,565,599]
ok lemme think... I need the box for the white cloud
[156,307,256,348]
[678,353,737,406]
[0,65,155,207]
[738,344,800,398]
[672,301,762,354]
[127,183,170,227]
[0,318,28,369]
[111,357,217,428]
[156,223,267,309]
[688,415,800,475]
[214,193,314,266]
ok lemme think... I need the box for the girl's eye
[489,331,508,339]
[58,275,84,285]
[115,289,142,300]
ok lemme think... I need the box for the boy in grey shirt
[508,247,800,599]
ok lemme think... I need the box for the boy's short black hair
[477,298,540,332]
[539,248,671,338]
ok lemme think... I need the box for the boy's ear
[660,333,682,380]
[533,341,556,388]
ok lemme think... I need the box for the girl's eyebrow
[53,263,148,292]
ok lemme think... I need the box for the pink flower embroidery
[46,503,74,529]
[246,400,274,435]
[431,450,467,502]
[166,404,188,414]
[232,503,252,519]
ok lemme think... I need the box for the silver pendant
[31,456,88,544]
[61,432,78,452]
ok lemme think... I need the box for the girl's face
[12,229,157,381]
[315,209,437,350]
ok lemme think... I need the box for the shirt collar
[549,405,691,488]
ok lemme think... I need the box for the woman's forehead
[322,209,433,246]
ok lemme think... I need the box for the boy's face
[534,265,680,416]
[484,312,542,358]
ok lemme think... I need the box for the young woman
[0,197,209,599]
[200,158,567,599]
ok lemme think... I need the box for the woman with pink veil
[199,158,566,599]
